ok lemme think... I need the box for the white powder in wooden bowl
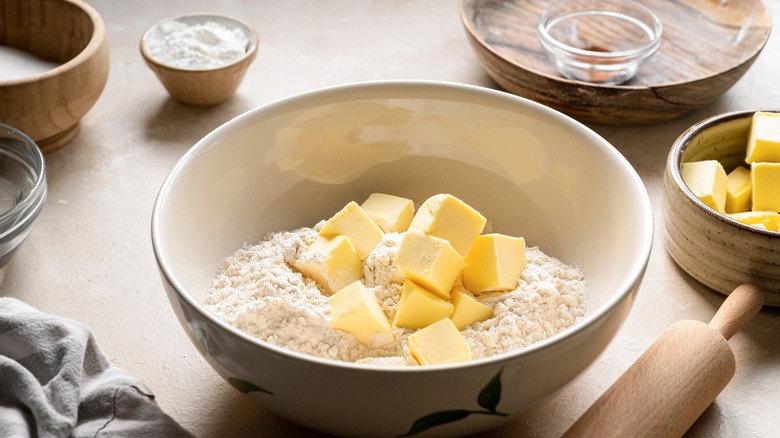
[145,19,249,69]
[205,227,587,366]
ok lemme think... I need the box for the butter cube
[329,281,394,347]
[393,280,454,329]
[681,160,728,213]
[360,193,415,233]
[462,234,526,294]
[450,288,493,330]
[293,235,363,295]
[395,229,465,299]
[319,201,384,260]
[746,111,780,164]
[751,162,780,212]
[408,318,471,365]
[725,166,752,214]
[728,211,780,231]
[409,194,487,256]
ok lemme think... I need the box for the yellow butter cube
[293,235,363,295]
[395,229,465,299]
[360,193,415,233]
[725,166,752,214]
[319,201,384,260]
[408,318,471,365]
[728,211,780,231]
[746,111,780,164]
[392,280,454,329]
[409,194,487,256]
[681,160,728,213]
[329,281,394,347]
[449,288,493,330]
[462,234,526,294]
[751,162,780,212]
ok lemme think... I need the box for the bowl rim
[139,12,260,73]
[668,108,780,236]
[151,79,654,372]
[0,0,106,86]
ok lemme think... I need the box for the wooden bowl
[0,0,110,153]
[459,0,772,125]
[140,14,259,107]
[663,110,780,306]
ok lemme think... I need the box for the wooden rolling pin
[564,283,765,438]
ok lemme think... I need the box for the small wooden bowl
[0,0,110,153]
[663,110,780,306]
[459,0,772,125]
[140,14,259,107]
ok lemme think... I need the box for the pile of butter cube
[293,193,526,366]
[682,111,780,230]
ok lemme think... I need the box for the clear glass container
[538,0,663,85]
[0,123,46,267]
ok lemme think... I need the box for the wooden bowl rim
[139,13,260,74]
[0,0,107,86]
[458,0,773,91]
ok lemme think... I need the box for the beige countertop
[5,0,780,436]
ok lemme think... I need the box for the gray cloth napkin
[0,297,193,438]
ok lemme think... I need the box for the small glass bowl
[0,123,46,268]
[538,0,663,85]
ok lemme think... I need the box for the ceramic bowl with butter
[152,80,653,437]
[663,109,780,307]
[0,0,109,153]
[140,13,259,107]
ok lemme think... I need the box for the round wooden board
[459,0,772,125]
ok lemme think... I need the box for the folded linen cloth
[0,297,193,438]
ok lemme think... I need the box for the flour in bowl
[145,19,249,69]
[205,226,587,366]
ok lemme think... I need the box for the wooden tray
[459,0,772,125]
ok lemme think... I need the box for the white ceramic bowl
[663,109,780,306]
[152,81,652,437]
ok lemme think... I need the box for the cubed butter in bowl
[664,110,780,306]
[152,80,652,437]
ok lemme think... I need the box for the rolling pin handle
[708,283,765,340]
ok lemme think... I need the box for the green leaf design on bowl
[477,369,503,411]
[228,377,274,395]
[399,410,471,437]
[400,369,508,436]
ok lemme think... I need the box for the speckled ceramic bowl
[663,109,780,306]
[152,81,653,437]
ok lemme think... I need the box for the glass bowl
[538,0,663,85]
[0,124,47,268]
